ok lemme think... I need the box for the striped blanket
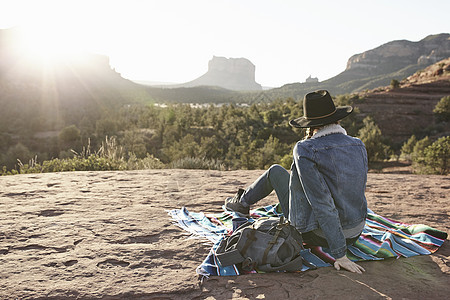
[168,204,447,276]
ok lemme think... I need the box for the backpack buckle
[241,257,255,271]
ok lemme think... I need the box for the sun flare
[16,23,86,66]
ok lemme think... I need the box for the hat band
[305,108,336,120]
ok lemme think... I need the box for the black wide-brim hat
[289,90,353,128]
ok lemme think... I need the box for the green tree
[357,116,391,163]
[5,143,33,169]
[95,118,118,138]
[162,134,200,162]
[433,96,450,123]
[263,109,283,125]
[400,135,417,161]
[411,136,432,162]
[198,136,225,159]
[390,79,400,89]
[121,130,147,158]
[414,136,450,174]
[255,135,284,169]
[58,125,81,151]
[239,140,258,170]
[279,154,293,170]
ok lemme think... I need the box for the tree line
[1,95,449,175]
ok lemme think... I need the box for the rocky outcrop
[305,75,319,83]
[354,58,450,143]
[270,34,450,102]
[181,56,262,91]
[0,169,449,299]
[346,33,450,75]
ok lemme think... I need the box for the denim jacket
[288,126,368,258]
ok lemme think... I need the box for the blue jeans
[240,164,290,216]
[239,164,360,249]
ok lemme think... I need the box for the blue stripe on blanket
[169,205,447,276]
[168,207,226,243]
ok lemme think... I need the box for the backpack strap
[240,229,257,256]
[216,229,257,267]
[258,254,304,272]
[262,226,282,265]
[261,217,290,264]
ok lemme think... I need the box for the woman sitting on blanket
[225,90,367,274]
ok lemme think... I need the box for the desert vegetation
[1,94,448,175]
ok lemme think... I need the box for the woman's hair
[303,122,340,140]
[303,126,321,140]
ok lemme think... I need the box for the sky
[1,0,449,88]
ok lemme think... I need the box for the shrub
[58,125,81,149]
[357,116,392,163]
[121,130,147,159]
[14,156,126,174]
[95,118,119,138]
[95,136,125,161]
[126,153,164,170]
[413,136,449,175]
[400,135,417,161]
[5,143,33,169]
[169,157,226,170]
[411,136,432,162]
[433,96,450,123]
[390,79,400,89]
[254,135,288,170]
[279,154,293,170]
[1,136,166,175]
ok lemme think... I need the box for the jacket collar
[311,124,347,139]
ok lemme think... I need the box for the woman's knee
[267,164,290,184]
[268,164,288,176]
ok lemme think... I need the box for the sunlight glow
[19,27,71,64]
[7,0,105,68]
[1,0,449,87]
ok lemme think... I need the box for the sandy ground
[0,169,448,299]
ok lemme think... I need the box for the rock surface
[355,57,450,143]
[181,56,262,91]
[346,33,450,74]
[0,169,449,299]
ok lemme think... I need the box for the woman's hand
[334,256,365,274]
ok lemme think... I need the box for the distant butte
[179,56,262,91]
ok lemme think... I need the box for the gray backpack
[216,216,312,272]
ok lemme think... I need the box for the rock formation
[345,33,450,75]
[0,169,449,299]
[181,56,262,91]
[305,75,319,83]
[354,58,450,143]
[269,33,450,105]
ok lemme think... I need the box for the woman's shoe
[224,188,249,216]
